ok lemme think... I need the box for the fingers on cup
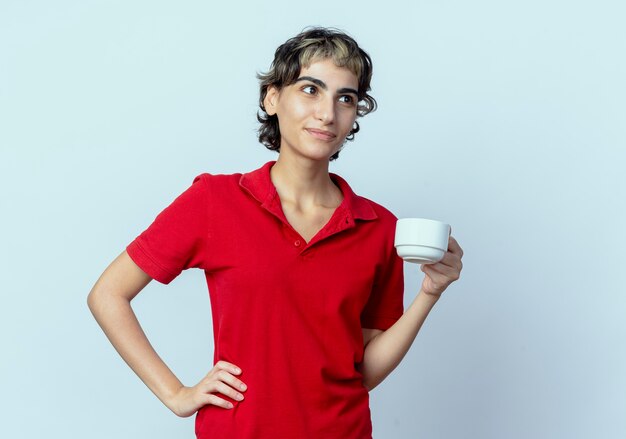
[421,262,444,276]
[423,260,456,278]
[448,236,463,256]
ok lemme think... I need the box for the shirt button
[294,240,302,247]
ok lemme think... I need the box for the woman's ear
[264,86,279,116]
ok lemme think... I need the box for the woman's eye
[302,85,317,95]
[339,95,355,105]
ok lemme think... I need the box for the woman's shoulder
[193,170,242,183]
[191,170,244,193]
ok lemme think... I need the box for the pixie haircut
[257,27,377,161]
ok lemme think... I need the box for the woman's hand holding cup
[395,218,464,296]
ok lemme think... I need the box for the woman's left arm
[359,236,464,391]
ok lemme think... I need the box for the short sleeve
[126,175,208,284]
[360,243,405,330]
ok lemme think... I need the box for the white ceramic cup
[394,218,451,264]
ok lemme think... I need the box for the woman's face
[264,58,359,162]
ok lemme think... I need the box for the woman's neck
[270,154,343,210]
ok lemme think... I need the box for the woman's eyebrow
[295,76,358,96]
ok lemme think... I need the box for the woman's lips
[306,128,336,141]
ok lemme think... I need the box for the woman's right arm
[87,250,247,417]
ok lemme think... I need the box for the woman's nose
[315,97,335,124]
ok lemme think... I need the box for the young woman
[88,27,463,438]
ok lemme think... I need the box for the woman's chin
[281,144,342,162]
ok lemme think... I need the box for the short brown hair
[257,27,377,161]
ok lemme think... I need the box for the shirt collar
[239,161,378,221]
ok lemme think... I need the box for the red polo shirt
[126,161,404,438]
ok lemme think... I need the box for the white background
[1,0,625,437]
